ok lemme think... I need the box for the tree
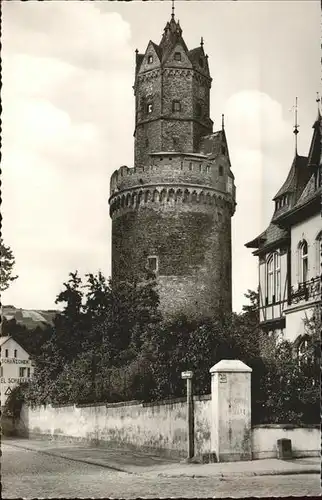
[0,239,18,292]
[24,269,162,406]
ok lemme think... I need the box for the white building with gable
[245,108,321,353]
[0,336,34,407]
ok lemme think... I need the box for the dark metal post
[181,370,194,459]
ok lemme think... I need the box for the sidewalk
[3,437,320,478]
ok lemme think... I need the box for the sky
[2,0,320,313]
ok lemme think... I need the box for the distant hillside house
[0,336,35,407]
[245,109,321,351]
[2,305,57,330]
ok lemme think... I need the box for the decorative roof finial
[293,96,299,155]
[316,92,321,111]
[200,37,204,47]
[221,114,225,130]
[171,0,175,19]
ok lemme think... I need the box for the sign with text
[1,358,31,365]
[0,377,31,384]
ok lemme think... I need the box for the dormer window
[174,52,181,61]
[148,55,153,64]
[147,103,153,114]
[172,100,181,112]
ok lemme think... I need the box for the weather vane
[293,97,299,154]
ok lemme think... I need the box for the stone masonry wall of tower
[109,15,236,320]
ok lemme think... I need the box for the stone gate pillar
[209,359,252,462]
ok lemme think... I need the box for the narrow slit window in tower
[172,100,181,112]
[147,256,158,273]
[219,166,224,176]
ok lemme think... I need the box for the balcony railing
[290,276,321,304]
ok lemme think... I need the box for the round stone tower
[109,14,236,320]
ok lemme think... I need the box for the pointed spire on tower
[292,96,299,155]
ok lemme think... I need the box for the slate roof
[292,173,321,211]
[273,155,308,200]
[245,222,288,250]
[0,336,11,346]
[307,111,321,167]
[136,17,210,75]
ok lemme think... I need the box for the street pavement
[2,440,321,498]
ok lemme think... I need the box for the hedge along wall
[252,424,321,459]
[20,395,212,458]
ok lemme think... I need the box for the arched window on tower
[299,240,308,283]
[174,52,181,61]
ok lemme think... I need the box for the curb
[4,441,320,478]
[156,469,320,478]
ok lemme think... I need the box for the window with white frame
[316,232,322,275]
[267,252,280,304]
[275,252,281,301]
[297,336,313,367]
[299,240,308,283]
[267,255,274,303]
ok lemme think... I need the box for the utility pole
[181,370,194,459]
